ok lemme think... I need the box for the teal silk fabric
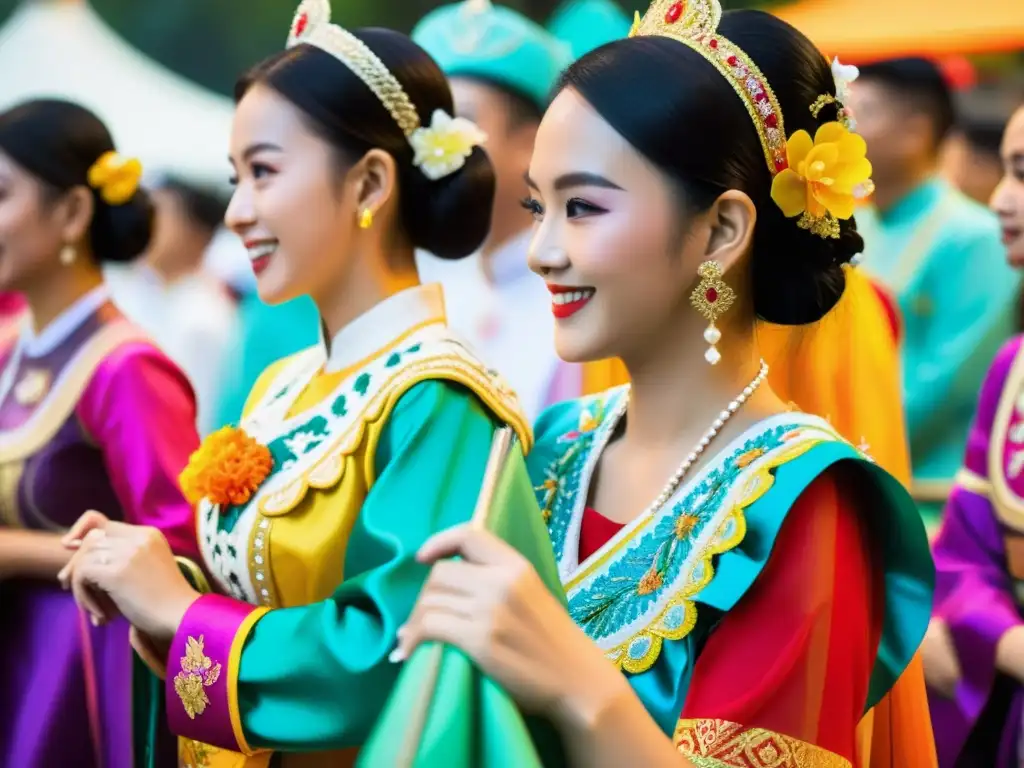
[526,392,935,735]
[235,382,529,750]
[359,431,567,767]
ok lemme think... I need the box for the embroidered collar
[320,283,446,373]
[22,284,110,357]
[535,389,857,674]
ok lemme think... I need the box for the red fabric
[680,470,883,762]
[579,506,625,561]
[869,280,902,346]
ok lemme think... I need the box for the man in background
[849,57,1019,526]
[940,114,1006,205]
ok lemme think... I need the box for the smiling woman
[389,1,935,766]
[54,1,546,767]
[0,99,201,768]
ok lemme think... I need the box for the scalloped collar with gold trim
[229,327,521,519]
[536,387,853,673]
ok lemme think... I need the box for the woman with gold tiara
[0,100,200,767]
[56,2,537,765]
[388,1,934,765]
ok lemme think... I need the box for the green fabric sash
[359,430,567,767]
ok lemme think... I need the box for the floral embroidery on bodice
[533,387,861,673]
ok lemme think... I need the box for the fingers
[61,510,111,549]
[58,528,106,585]
[70,559,118,625]
[59,529,119,624]
[416,525,521,567]
[390,603,477,663]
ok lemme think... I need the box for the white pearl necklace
[609,359,770,515]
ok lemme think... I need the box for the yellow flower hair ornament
[87,151,143,206]
[769,121,874,240]
[179,426,273,508]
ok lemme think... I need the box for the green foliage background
[0,0,767,96]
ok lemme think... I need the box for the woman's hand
[392,524,633,728]
[58,510,199,643]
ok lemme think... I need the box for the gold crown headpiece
[286,0,487,181]
[629,0,874,240]
[629,0,787,176]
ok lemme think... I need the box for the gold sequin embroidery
[675,719,851,767]
[173,636,222,719]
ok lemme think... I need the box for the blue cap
[413,0,572,110]
[547,0,630,59]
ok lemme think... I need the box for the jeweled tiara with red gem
[286,0,487,181]
[629,0,788,176]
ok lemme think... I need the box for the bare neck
[23,262,105,335]
[315,243,416,342]
[619,310,785,454]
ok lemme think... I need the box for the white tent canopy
[0,0,235,185]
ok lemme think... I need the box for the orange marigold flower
[179,426,273,507]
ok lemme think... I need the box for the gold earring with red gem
[690,260,736,365]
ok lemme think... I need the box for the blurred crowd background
[0,0,1020,434]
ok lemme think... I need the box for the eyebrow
[523,171,624,192]
[228,142,284,164]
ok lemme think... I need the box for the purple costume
[930,334,1024,766]
[0,288,201,767]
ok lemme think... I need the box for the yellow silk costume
[165,285,533,767]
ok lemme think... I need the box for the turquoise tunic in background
[858,178,1020,521]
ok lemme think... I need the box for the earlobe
[57,186,96,247]
[354,148,398,221]
[705,190,756,274]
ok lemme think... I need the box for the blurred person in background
[922,103,1024,767]
[849,57,1019,530]
[414,0,630,419]
[106,175,237,434]
[0,290,25,347]
[941,114,1006,205]
[0,99,200,768]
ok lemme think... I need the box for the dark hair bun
[561,12,868,326]
[89,189,155,264]
[238,30,496,262]
[0,98,154,264]
[399,146,495,260]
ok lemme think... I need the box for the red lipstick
[548,284,595,319]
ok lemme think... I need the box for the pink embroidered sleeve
[76,341,200,559]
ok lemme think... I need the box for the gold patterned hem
[674,718,851,767]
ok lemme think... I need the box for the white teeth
[552,289,595,305]
[247,242,277,261]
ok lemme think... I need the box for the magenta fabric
[77,341,201,556]
[0,309,200,768]
[166,594,260,751]
[930,335,1024,766]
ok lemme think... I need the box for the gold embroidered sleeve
[674,719,851,768]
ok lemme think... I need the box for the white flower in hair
[409,110,488,181]
[831,57,859,103]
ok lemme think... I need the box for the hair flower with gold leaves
[769,121,873,239]
[408,109,487,182]
[87,151,143,206]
